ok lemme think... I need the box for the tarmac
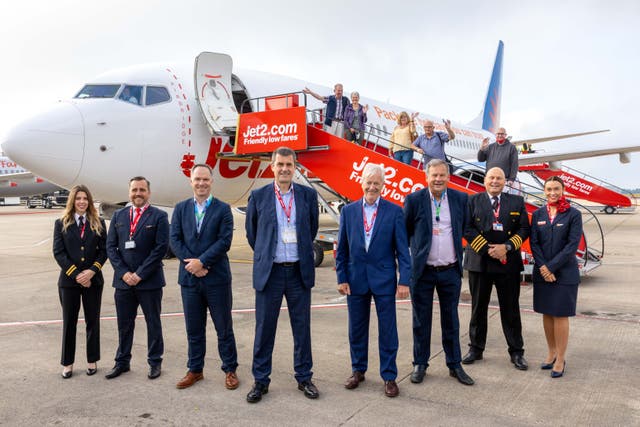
[0,204,638,426]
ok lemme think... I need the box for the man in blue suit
[245,146,319,403]
[170,164,239,391]
[303,83,348,136]
[335,163,411,398]
[106,176,169,380]
[404,159,474,386]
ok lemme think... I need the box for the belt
[273,261,299,267]
[425,262,457,272]
[333,118,343,122]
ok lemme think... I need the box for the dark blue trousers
[59,285,103,366]
[180,282,238,373]
[347,293,398,380]
[252,263,312,385]
[114,287,163,368]
[411,267,462,369]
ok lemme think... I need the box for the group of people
[53,144,582,404]
[303,84,369,145]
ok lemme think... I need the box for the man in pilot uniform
[462,167,530,370]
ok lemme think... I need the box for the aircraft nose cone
[2,102,84,187]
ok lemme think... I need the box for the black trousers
[59,285,103,366]
[114,287,164,368]
[467,271,524,355]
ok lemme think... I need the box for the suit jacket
[170,196,233,287]
[464,192,530,274]
[336,198,410,295]
[324,95,348,126]
[404,188,468,285]
[107,205,169,290]
[53,218,108,288]
[530,206,582,285]
[245,182,319,291]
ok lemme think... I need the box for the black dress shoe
[246,382,269,403]
[449,367,475,386]
[61,370,73,379]
[148,365,161,379]
[410,365,427,384]
[511,354,529,370]
[105,365,130,379]
[298,380,319,399]
[462,351,483,365]
[86,367,98,376]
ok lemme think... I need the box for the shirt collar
[429,189,447,202]
[362,196,380,208]
[194,195,212,208]
[487,193,501,202]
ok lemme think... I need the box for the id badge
[125,240,136,249]
[281,226,297,244]
[492,222,503,231]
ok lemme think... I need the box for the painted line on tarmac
[1,237,51,250]
[1,300,637,328]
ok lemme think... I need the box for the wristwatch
[505,242,513,252]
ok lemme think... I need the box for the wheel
[45,200,52,209]
[603,206,616,215]
[27,201,36,209]
[313,242,324,267]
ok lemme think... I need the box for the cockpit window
[145,86,171,105]
[118,85,143,106]
[75,84,121,99]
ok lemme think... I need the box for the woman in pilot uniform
[53,185,107,378]
[530,176,583,378]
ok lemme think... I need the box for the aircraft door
[194,52,238,135]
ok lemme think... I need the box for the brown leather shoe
[176,371,203,389]
[344,371,365,389]
[384,380,399,397]
[225,371,239,390]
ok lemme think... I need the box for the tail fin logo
[482,41,504,133]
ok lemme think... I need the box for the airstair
[519,164,637,214]
[228,91,604,276]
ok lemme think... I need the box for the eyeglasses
[496,133,506,135]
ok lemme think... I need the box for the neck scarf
[548,196,570,213]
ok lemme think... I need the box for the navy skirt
[533,281,578,317]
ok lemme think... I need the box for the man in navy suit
[245,146,319,403]
[404,159,474,386]
[303,83,348,136]
[335,163,411,398]
[106,176,169,380]
[462,167,530,370]
[170,164,239,391]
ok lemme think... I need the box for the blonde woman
[53,185,107,378]
[389,111,418,164]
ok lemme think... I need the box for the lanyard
[194,196,212,230]
[274,182,294,223]
[129,205,147,238]
[362,202,378,235]
[432,192,445,222]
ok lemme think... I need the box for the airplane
[0,155,64,197]
[2,41,639,215]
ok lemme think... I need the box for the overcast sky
[1,0,638,187]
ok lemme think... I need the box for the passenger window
[145,86,171,106]
[118,85,143,106]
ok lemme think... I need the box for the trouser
[114,287,164,367]
[59,285,103,366]
[347,292,398,380]
[252,263,312,385]
[411,266,463,369]
[467,271,524,355]
[180,282,238,373]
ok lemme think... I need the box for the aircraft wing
[518,143,640,166]
[511,129,610,146]
[0,171,34,184]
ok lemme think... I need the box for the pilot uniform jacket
[53,218,108,287]
[107,205,169,290]
[530,206,582,285]
[336,198,411,295]
[170,196,233,286]
[245,182,319,292]
[464,192,530,274]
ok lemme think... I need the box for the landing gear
[313,242,324,267]
[603,205,616,215]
